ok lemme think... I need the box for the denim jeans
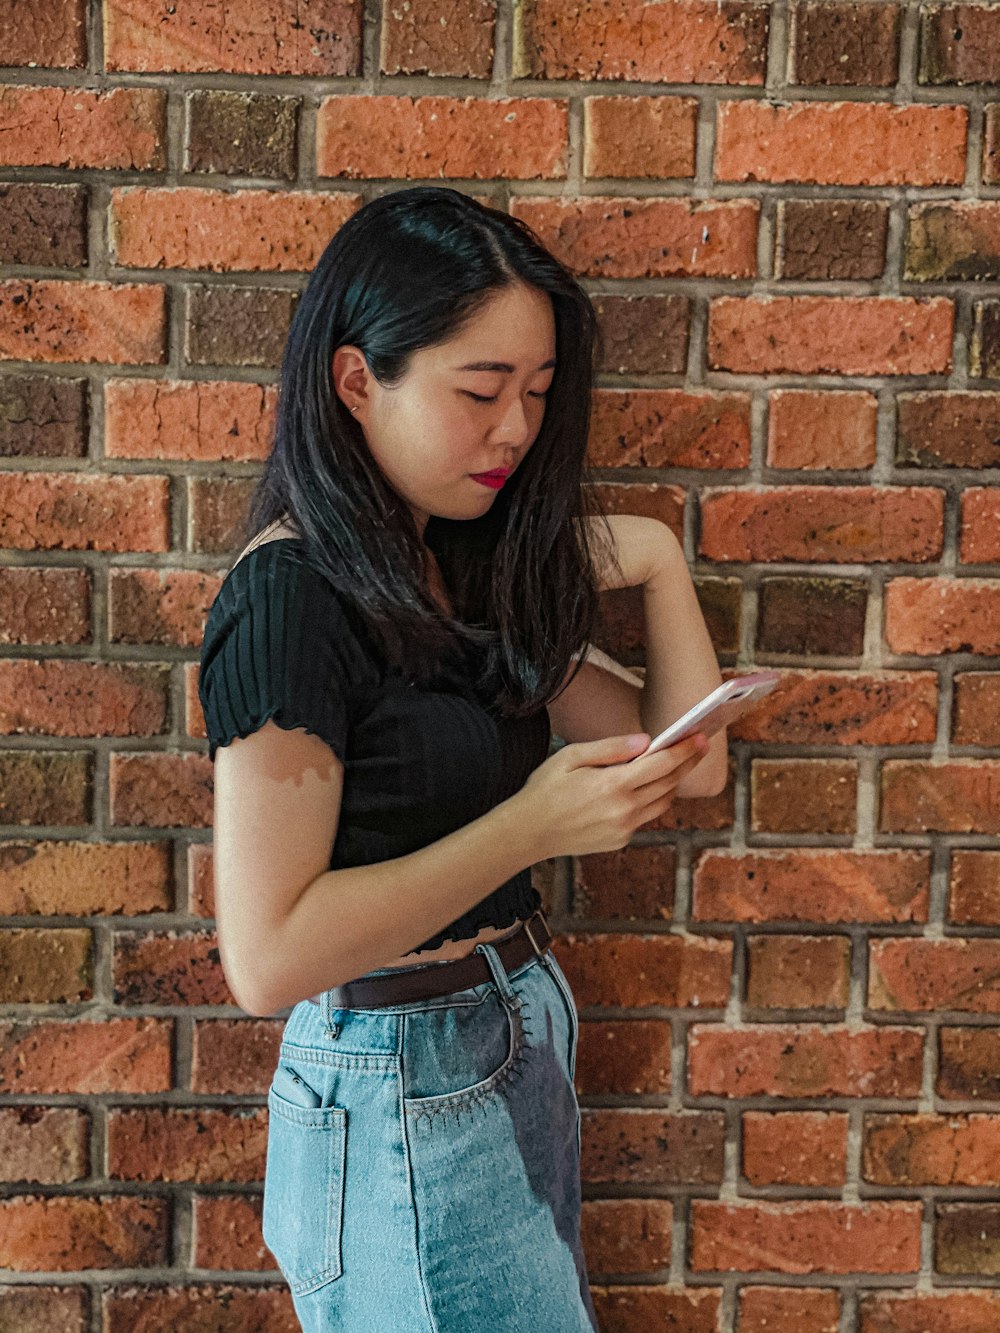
[261,940,597,1332]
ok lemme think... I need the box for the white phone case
[629,671,781,761]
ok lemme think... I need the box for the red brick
[585,481,686,541]
[750,759,858,834]
[688,1024,923,1098]
[690,1200,921,1274]
[708,295,954,375]
[104,0,362,75]
[897,390,1000,467]
[742,1111,848,1187]
[0,660,168,740]
[102,1283,295,1331]
[791,0,900,88]
[113,928,231,1007]
[110,187,359,272]
[0,1195,168,1270]
[920,4,1000,85]
[110,568,219,648]
[0,1286,87,1333]
[0,840,170,916]
[716,100,966,185]
[767,388,877,469]
[0,280,165,365]
[0,1017,171,1094]
[576,1020,672,1097]
[110,752,212,830]
[584,96,697,179]
[0,566,90,642]
[870,937,1000,1012]
[865,1113,1000,1186]
[728,669,937,746]
[0,929,91,1003]
[0,472,170,552]
[739,1286,839,1333]
[513,0,769,83]
[589,1285,721,1333]
[694,849,929,923]
[885,578,1000,655]
[104,378,277,463]
[581,1110,724,1186]
[555,933,732,1009]
[579,1198,671,1274]
[745,935,851,1010]
[880,760,1000,835]
[192,1194,271,1271]
[860,1290,1000,1333]
[936,1203,1000,1275]
[510,195,759,279]
[190,1018,283,1095]
[108,1107,267,1183]
[380,0,495,77]
[960,489,1000,564]
[572,845,675,921]
[0,1107,88,1184]
[949,850,1000,926]
[317,96,567,180]
[938,1028,1000,1100]
[953,673,1000,747]
[0,86,164,169]
[1,0,87,68]
[589,388,750,469]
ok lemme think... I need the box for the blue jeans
[261,940,597,1332]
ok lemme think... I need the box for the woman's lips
[470,472,509,489]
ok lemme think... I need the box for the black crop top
[197,539,552,954]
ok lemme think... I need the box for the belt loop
[475,941,520,1007]
[523,909,548,961]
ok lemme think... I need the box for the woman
[198,185,727,1332]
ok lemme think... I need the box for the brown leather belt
[305,909,553,1010]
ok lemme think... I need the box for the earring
[350,406,358,414]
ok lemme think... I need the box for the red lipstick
[470,470,511,490]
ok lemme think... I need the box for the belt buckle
[522,910,548,960]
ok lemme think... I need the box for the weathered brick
[0,86,165,169]
[582,1110,724,1186]
[104,0,362,75]
[701,485,943,563]
[579,1198,672,1275]
[767,388,878,470]
[728,669,937,746]
[906,201,1000,281]
[0,840,170,916]
[960,489,1000,564]
[103,1283,295,1330]
[0,184,87,267]
[109,568,219,649]
[586,481,686,541]
[191,1194,272,1271]
[897,391,1000,468]
[756,577,867,656]
[0,751,91,827]
[513,0,769,83]
[592,294,691,376]
[104,378,277,463]
[186,91,298,178]
[776,200,889,280]
[556,933,731,1009]
[920,3,1000,85]
[937,1204,1000,1275]
[0,472,169,551]
[575,1020,672,1097]
[870,937,1000,1012]
[572,845,675,921]
[948,850,1000,926]
[750,759,858,834]
[108,1107,267,1183]
[742,1111,848,1186]
[185,285,298,369]
[885,580,1000,656]
[939,1027,1000,1100]
[716,100,966,185]
[589,388,750,469]
[0,660,168,740]
[113,929,231,1007]
[380,0,495,77]
[589,1285,721,1333]
[583,96,697,179]
[860,1290,1000,1333]
[954,672,1000,745]
[0,280,166,365]
[739,1286,839,1333]
[790,1,900,86]
[880,760,1000,834]
[0,567,90,644]
[708,295,953,375]
[0,1195,168,1270]
[190,1018,282,1095]
[0,1107,88,1184]
[687,1024,923,1098]
[110,186,359,272]
[0,929,91,1003]
[0,376,88,459]
[510,196,759,279]
[745,935,851,1009]
[187,477,258,555]
[0,0,87,67]
[970,300,1000,377]
[317,96,567,180]
[0,1286,87,1333]
[865,1113,1000,1186]
[986,105,1000,186]
[690,1200,921,1274]
[695,849,928,923]
[0,1017,171,1094]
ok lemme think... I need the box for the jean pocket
[262,1086,347,1297]
[544,951,579,1083]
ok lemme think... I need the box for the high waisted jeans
[261,940,598,1332]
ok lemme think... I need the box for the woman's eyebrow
[455,358,557,372]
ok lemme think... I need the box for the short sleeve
[197,543,369,763]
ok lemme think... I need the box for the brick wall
[1,1,998,1330]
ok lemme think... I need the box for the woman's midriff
[373,919,526,972]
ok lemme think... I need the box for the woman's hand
[587,514,680,593]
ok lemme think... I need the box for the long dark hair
[240,185,615,717]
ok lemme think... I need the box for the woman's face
[333,282,557,536]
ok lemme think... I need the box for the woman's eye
[463,391,549,404]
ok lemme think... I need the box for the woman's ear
[331,345,371,417]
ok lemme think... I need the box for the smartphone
[627,671,781,762]
[271,1063,322,1108]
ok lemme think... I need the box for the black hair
[240,185,615,717]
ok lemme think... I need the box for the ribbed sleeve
[198,543,367,763]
